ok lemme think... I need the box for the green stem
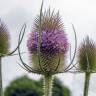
[0,57,3,96]
[43,75,53,96]
[83,72,90,96]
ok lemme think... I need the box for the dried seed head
[27,10,69,75]
[0,20,10,55]
[78,36,96,72]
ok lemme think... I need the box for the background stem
[0,57,3,96]
[44,75,53,96]
[83,72,90,96]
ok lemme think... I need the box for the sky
[0,0,96,96]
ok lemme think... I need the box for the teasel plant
[78,36,96,96]
[0,19,26,96]
[18,1,77,96]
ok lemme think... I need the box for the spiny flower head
[78,36,96,72]
[27,10,69,74]
[0,20,10,55]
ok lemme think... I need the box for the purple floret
[27,29,68,55]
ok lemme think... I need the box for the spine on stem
[83,72,90,96]
[0,57,3,96]
[43,75,53,96]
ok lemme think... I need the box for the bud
[78,36,96,72]
[0,20,10,55]
[27,10,68,75]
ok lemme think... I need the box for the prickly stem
[0,57,3,96]
[83,72,90,96]
[43,74,53,96]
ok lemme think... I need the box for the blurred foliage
[4,76,71,96]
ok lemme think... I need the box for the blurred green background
[4,76,71,96]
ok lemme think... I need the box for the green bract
[31,53,66,74]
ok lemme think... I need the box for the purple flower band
[27,29,68,55]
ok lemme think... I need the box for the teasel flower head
[0,20,10,55]
[27,9,69,75]
[78,36,96,72]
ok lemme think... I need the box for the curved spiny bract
[0,20,10,55]
[78,36,96,72]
